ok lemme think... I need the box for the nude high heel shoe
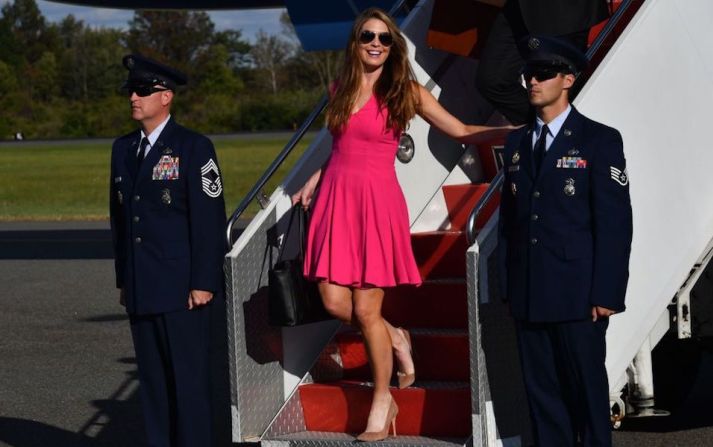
[395,327,415,389]
[356,397,399,442]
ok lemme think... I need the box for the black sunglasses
[522,67,564,82]
[359,30,394,47]
[123,85,172,97]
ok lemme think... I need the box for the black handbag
[268,205,331,326]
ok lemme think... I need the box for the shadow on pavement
[0,230,113,260]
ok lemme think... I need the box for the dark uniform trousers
[130,306,211,447]
[476,0,610,124]
[516,318,611,447]
[499,107,632,447]
[110,118,226,447]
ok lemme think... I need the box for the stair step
[382,281,468,329]
[442,183,500,232]
[336,330,470,382]
[411,232,468,280]
[299,381,471,437]
[267,430,467,446]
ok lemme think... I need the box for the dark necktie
[137,137,149,168]
[534,124,549,175]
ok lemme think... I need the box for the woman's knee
[352,301,381,328]
[319,284,352,322]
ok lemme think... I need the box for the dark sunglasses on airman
[122,84,172,97]
[359,30,394,47]
[522,67,563,82]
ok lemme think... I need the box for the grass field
[0,134,314,221]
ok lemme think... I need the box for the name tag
[152,156,180,180]
[556,157,587,169]
[508,165,520,172]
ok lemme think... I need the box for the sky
[30,1,284,41]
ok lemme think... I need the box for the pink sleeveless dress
[303,94,422,288]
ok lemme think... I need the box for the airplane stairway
[223,0,713,444]
[262,139,505,446]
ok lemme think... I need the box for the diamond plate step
[299,381,470,437]
[264,431,467,446]
[335,330,469,382]
[411,231,468,280]
[381,281,468,329]
[442,183,500,232]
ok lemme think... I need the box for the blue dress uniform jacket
[498,107,633,322]
[110,118,226,315]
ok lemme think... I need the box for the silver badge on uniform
[568,148,579,156]
[511,182,517,196]
[161,188,172,205]
[117,191,123,204]
[201,158,223,198]
[512,151,520,164]
[610,166,629,186]
[564,178,576,196]
[528,37,540,50]
[564,129,572,136]
[162,147,173,155]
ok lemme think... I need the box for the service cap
[122,54,187,90]
[521,35,588,74]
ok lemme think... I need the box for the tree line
[0,0,342,139]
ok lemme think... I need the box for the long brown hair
[326,7,419,133]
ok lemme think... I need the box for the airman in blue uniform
[109,54,226,447]
[498,37,633,447]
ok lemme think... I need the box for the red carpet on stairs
[297,178,502,439]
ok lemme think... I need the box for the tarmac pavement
[0,221,712,446]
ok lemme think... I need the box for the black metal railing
[465,0,643,245]
[225,0,413,247]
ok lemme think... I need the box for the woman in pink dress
[292,7,512,442]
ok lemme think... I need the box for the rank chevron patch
[201,158,223,197]
[610,166,629,186]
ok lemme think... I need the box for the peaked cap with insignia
[122,54,188,91]
[520,35,588,74]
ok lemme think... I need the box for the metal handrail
[465,0,640,246]
[225,0,413,247]
[225,96,327,246]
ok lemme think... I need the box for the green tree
[251,30,291,94]
[279,11,341,92]
[57,16,126,100]
[194,44,243,94]
[0,60,18,95]
[28,51,59,100]
[0,0,53,64]
[213,29,252,70]
[126,10,215,78]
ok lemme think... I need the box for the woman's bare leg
[353,287,394,433]
[318,282,353,324]
[383,320,415,378]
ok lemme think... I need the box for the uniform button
[134,195,140,201]
[531,238,538,245]
[133,216,140,223]
[135,237,142,244]
[531,214,539,221]
[533,191,541,198]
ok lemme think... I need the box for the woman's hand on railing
[291,169,322,210]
